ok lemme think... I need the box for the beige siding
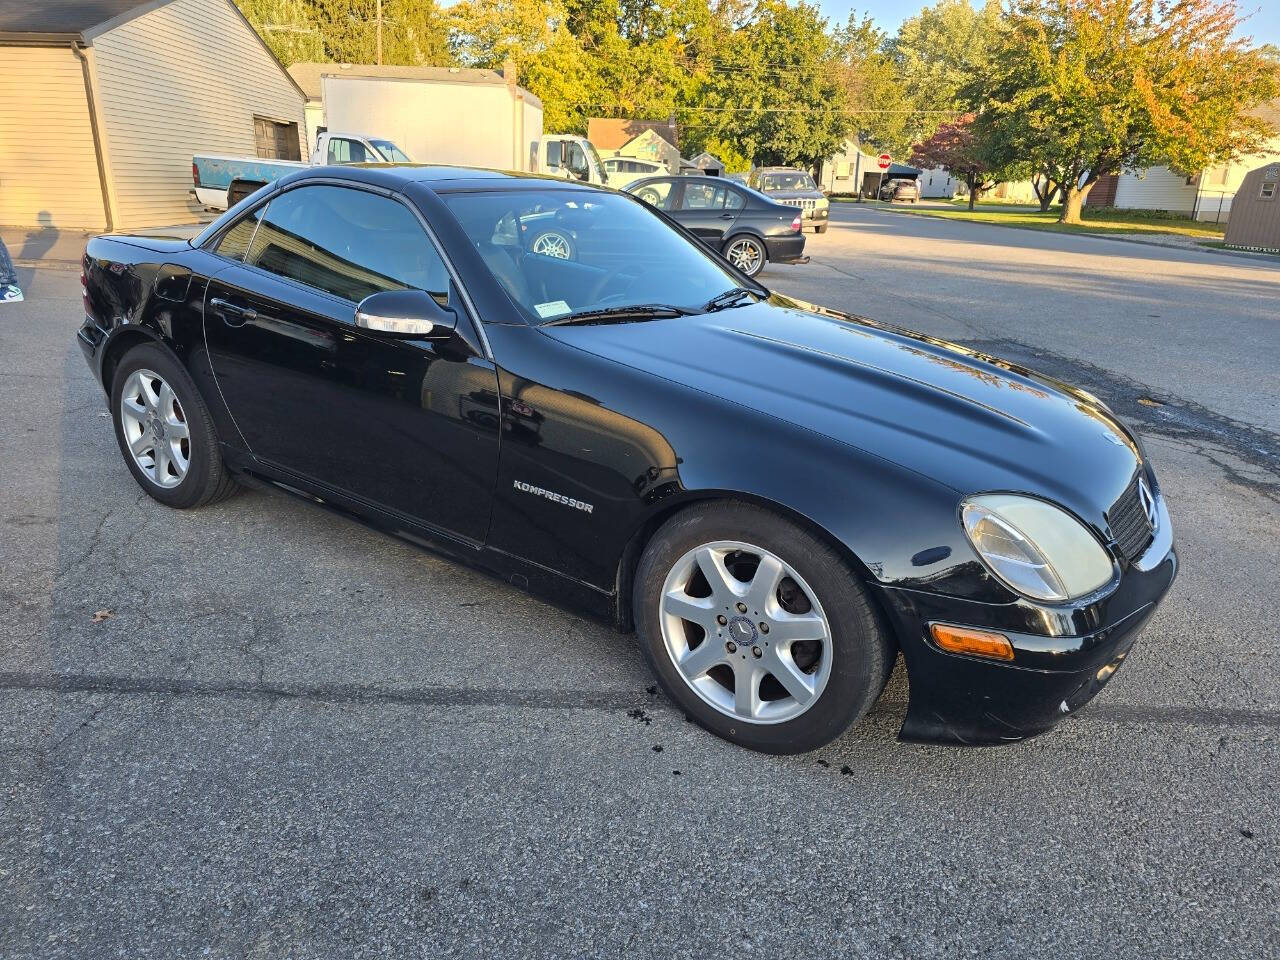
[1113,167,1198,214]
[91,0,305,227]
[0,46,106,229]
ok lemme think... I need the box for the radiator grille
[1107,473,1155,561]
[779,197,817,213]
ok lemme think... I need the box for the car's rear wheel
[815,223,828,234]
[111,343,238,509]
[634,502,894,754]
[723,235,765,277]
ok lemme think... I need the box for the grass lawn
[880,200,1226,240]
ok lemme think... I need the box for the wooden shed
[1224,163,1280,253]
[0,0,306,230]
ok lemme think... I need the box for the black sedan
[76,165,1176,754]
[624,174,807,277]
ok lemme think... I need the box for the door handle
[210,297,257,325]
[720,212,736,219]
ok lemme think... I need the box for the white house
[1092,100,1280,221]
[0,0,306,230]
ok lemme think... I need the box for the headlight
[961,495,1114,602]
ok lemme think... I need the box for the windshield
[442,189,746,323]
[370,139,412,163]
[762,172,816,192]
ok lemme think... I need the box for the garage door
[0,46,106,230]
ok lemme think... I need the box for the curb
[864,204,1279,265]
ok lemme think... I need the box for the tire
[633,501,894,754]
[635,187,662,206]
[110,342,238,509]
[528,228,576,260]
[722,235,766,278]
[815,224,828,234]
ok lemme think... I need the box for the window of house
[245,185,448,304]
[253,117,301,161]
[1262,181,1277,201]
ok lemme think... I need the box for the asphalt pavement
[1,212,1277,959]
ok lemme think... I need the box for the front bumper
[764,234,808,264]
[877,520,1178,745]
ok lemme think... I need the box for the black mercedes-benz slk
[76,165,1177,753]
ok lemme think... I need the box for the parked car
[625,174,807,277]
[602,156,667,189]
[192,131,412,211]
[880,178,921,203]
[747,167,830,233]
[77,165,1176,755]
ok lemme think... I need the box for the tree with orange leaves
[977,0,1280,223]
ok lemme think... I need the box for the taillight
[192,161,200,187]
[791,215,802,232]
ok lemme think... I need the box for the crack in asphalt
[1,672,1277,730]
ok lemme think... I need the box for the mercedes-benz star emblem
[1137,477,1157,528]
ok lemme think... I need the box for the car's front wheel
[634,502,894,753]
[111,342,238,509]
[723,235,766,277]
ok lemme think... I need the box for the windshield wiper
[703,288,760,312]
[542,303,693,326]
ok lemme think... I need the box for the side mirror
[355,289,457,338]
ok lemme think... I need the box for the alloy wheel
[726,238,763,274]
[119,368,190,488]
[531,231,572,259]
[659,540,833,724]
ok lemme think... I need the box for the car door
[202,182,501,545]
[672,182,739,244]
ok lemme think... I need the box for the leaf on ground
[91,609,114,624]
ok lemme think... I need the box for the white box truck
[320,68,609,185]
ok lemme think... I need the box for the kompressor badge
[513,480,594,514]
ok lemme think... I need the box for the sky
[816,0,1280,47]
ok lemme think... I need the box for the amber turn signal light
[929,623,1015,661]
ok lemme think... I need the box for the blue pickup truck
[191,132,412,210]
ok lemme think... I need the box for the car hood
[543,296,1142,523]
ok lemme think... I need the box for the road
[2,210,1278,959]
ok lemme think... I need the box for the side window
[545,140,562,168]
[633,179,675,210]
[724,189,745,211]
[681,184,723,210]
[212,206,262,261]
[565,142,588,177]
[327,138,368,164]
[245,185,449,305]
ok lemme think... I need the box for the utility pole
[376,0,382,65]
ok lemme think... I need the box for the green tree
[982,0,1280,224]
[889,0,1002,145]
[831,11,913,157]
[236,0,451,66]
[683,0,851,168]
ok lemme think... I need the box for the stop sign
[877,154,892,170]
